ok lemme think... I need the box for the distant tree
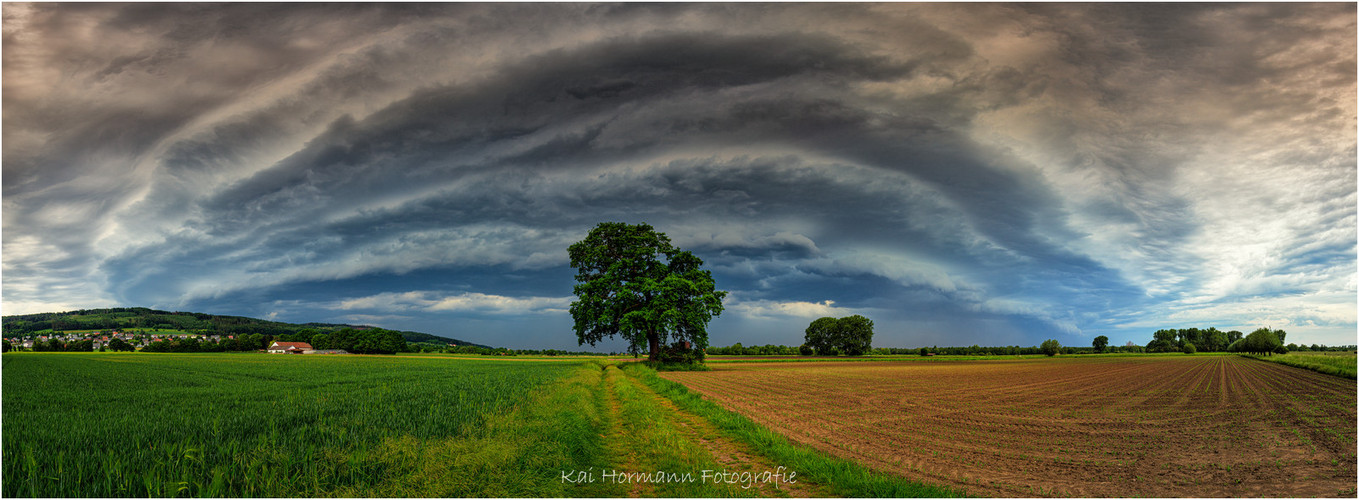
[310,333,330,350]
[1227,330,1244,344]
[108,338,134,352]
[568,222,726,362]
[1234,328,1283,356]
[837,315,875,356]
[918,347,930,356]
[1183,343,1196,354]
[1092,335,1109,353]
[803,315,874,356]
[1204,329,1229,352]
[804,317,838,355]
[379,329,407,354]
[798,344,814,356]
[1040,339,1061,357]
[1,342,10,353]
[241,333,264,350]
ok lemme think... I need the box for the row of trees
[309,328,407,355]
[1146,327,1245,353]
[1227,328,1288,355]
[136,329,409,354]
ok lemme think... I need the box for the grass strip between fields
[349,360,621,497]
[1239,353,1358,379]
[622,362,967,498]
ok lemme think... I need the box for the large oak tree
[568,222,726,361]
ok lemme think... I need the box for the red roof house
[267,342,313,353]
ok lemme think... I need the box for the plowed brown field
[662,355,1357,497]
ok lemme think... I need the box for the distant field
[663,355,1357,497]
[704,352,1218,363]
[1246,351,1357,379]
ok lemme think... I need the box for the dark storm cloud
[4,3,1354,347]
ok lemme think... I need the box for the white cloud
[331,290,572,315]
[726,295,857,319]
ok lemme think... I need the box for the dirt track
[663,355,1357,497]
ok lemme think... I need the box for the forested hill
[1,307,491,348]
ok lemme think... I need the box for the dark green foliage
[1183,343,1196,354]
[802,315,875,356]
[653,341,706,365]
[1230,328,1285,356]
[107,338,134,351]
[837,315,874,355]
[1092,335,1109,353]
[799,344,814,356]
[704,343,803,355]
[803,317,839,354]
[325,328,407,354]
[1040,339,1061,356]
[567,222,726,362]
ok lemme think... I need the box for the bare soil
[662,355,1357,497]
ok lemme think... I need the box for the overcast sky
[4,3,1355,350]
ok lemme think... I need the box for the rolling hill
[0,307,491,348]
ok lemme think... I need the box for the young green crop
[2,353,573,497]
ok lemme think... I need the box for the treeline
[1225,328,1288,356]
[444,345,614,356]
[140,328,408,354]
[1146,327,1244,353]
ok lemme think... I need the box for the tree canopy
[1040,339,1061,356]
[568,222,726,362]
[1230,328,1286,356]
[802,315,875,356]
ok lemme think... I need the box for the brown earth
[662,355,1358,497]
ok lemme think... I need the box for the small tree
[1183,343,1196,354]
[1092,335,1109,353]
[1040,339,1061,356]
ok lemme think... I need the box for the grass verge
[1240,352,1357,379]
[355,360,622,497]
[622,363,966,498]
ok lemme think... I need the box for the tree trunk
[648,332,660,362]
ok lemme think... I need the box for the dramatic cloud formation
[4,4,1355,349]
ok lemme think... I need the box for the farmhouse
[267,341,312,354]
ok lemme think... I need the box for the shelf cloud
[4,3,1354,349]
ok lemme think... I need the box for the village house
[267,341,312,354]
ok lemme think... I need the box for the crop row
[663,355,1357,497]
